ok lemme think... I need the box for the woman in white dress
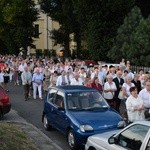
[126,86,145,123]
[103,74,117,108]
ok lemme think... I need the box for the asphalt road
[6,82,72,150]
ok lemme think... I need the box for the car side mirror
[108,136,115,144]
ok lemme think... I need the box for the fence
[130,65,150,73]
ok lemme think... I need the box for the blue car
[42,85,125,150]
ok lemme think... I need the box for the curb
[1,120,64,150]
[1,109,64,150]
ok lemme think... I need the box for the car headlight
[117,121,126,128]
[80,125,94,132]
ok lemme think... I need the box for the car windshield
[66,91,108,110]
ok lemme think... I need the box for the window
[48,89,57,103]
[117,124,149,150]
[34,24,39,38]
[66,91,108,110]
[54,91,65,108]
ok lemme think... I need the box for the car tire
[43,115,52,131]
[67,129,79,150]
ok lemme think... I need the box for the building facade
[30,0,60,54]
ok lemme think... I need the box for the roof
[53,85,97,93]
[133,121,150,126]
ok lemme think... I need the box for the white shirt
[18,63,27,72]
[56,75,69,86]
[122,83,135,97]
[126,95,145,122]
[70,78,83,85]
[103,82,117,99]
[139,88,150,108]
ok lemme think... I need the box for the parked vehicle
[84,60,98,67]
[42,85,125,150]
[85,121,150,150]
[0,86,11,117]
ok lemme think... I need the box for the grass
[0,123,38,150]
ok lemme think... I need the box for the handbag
[118,90,125,100]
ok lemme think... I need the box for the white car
[85,121,150,150]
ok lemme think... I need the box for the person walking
[113,71,124,112]
[70,73,83,85]
[3,63,10,92]
[132,74,142,93]
[49,71,58,87]
[56,70,69,86]
[0,69,4,87]
[126,87,145,123]
[32,68,44,100]
[18,60,27,85]
[91,77,103,94]
[139,80,150,118]
[21,66,32,101]
[121,76,135,119]
[103,74,117,108]
[43,66,51,92]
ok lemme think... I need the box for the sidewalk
[0,109,63,150]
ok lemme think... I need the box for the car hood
[87,130,120,148]
[89,129,119,140]
[68,109,122,130]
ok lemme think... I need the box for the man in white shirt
[18,60,27,84]
[56,70,69,86]
[70,73,83,85]
[139,80,150,118]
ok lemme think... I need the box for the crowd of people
[0,55,150,124]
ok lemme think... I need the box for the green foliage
[43,49,52,57]
[51,49,56,57]
[108,6,143,62]
[36,49,43,58]
[73,0,135,61]
[129,16,150,66]
[0,0,38,56]
[40,0,80,58]
[108,6,150,66]
[0,123,37,150]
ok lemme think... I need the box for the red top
[91,83,103,93]
[0,63,4,70]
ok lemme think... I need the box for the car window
[47,89,57,103]
[117,124,149,150]
[54,91,65,108]
[66,91,108,110]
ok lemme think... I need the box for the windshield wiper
[80,107,103,111]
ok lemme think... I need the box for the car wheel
[67,130,78,150]
[43,115,52,130]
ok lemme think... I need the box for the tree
[129,16,150,66]
[73,0,135,61]
[108,6,143,62]
[0,0,38,57]
[39,0,81,58]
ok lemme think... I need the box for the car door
[109,124,150,150]
[141,129,150,150]
[52,91,69,133]
[44,88,57,127]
